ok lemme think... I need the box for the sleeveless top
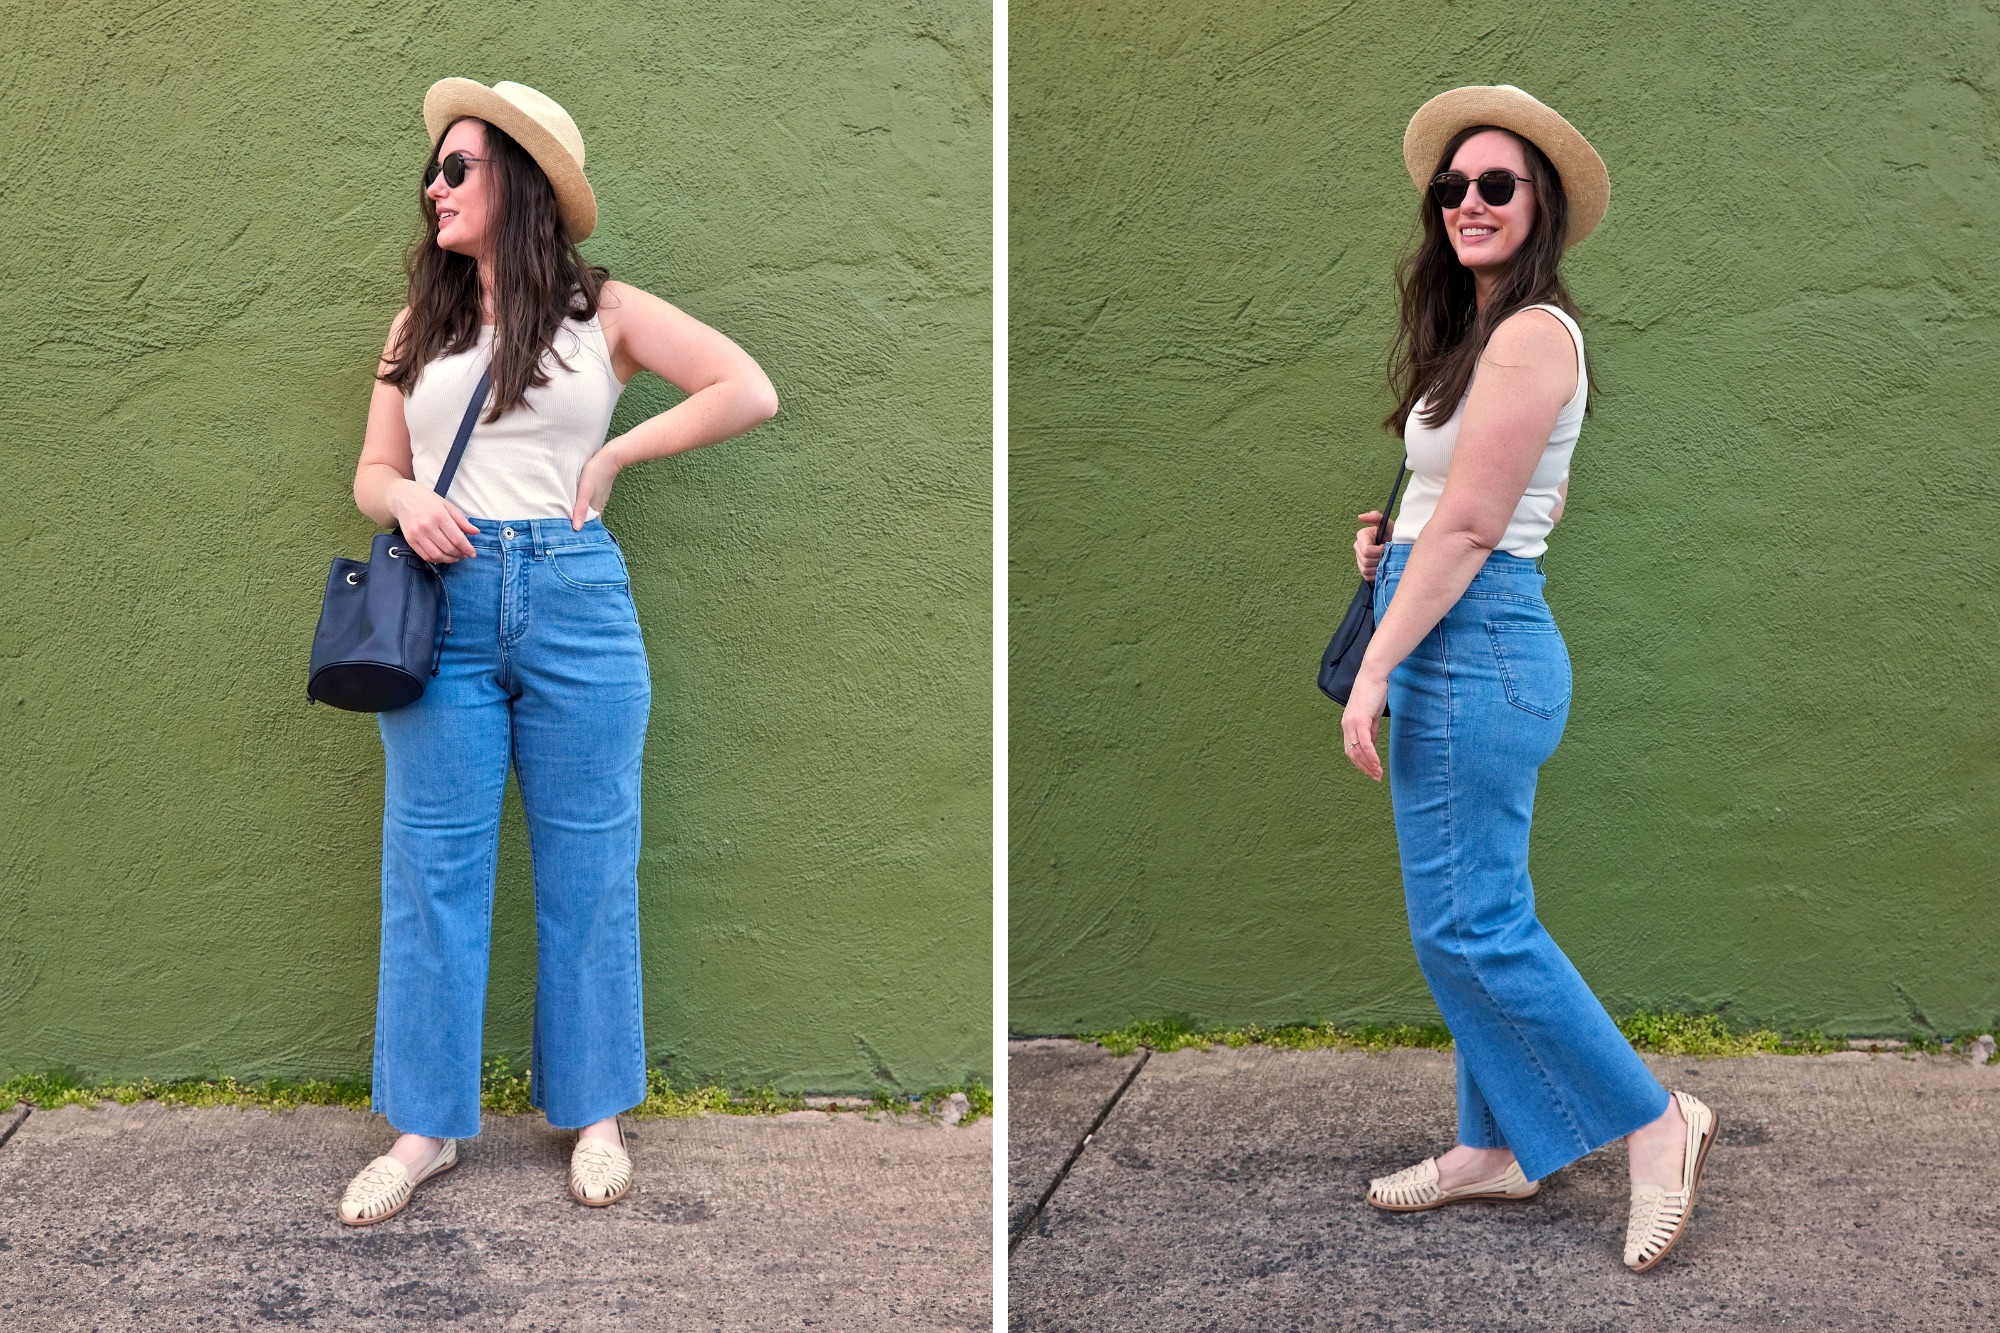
[404,315,626,522]
[1390,303,1586,560]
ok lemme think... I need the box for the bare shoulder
[1482,306,1579,393]
[1487,306,1574,358]
[377,305,413,373]
[597,279,681,319]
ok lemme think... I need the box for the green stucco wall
[1,1,990,1093]
[1011,2,2000,1037]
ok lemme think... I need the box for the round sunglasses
[1429,169,1534,209]
[423,151,488,190]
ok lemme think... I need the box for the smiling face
[1440,129,1538,283]
[426,119,495,260]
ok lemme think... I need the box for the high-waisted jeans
[1377,543,1665,1181]
[373,517,650,1139]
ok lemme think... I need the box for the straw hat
[423,78,597,242]
[1402,85,1608,245]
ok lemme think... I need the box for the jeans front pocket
[550,543,632,590]
[1485,621,1571,718]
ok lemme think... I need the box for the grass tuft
[1084,1012,1998,1062]
[0,1071,373,1113]
[1087,1016,1452,1058]
[0,1065,993,1124]
[859,1083,995,1122]
[1614,1012,1836,1057]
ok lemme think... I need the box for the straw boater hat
[423,78,597,242]
[1402,85,1609,246]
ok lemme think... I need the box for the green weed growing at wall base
[1081,1013,2000,1063]
[0,1061,993,1124]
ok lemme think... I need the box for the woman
[336,79,778,1226]
[1341,86,1716,1272]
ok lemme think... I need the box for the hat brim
[424,78,597,242]
[1403,86,1608,246]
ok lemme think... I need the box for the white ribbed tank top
[1391,303,1586,560]
[404,315,626,522]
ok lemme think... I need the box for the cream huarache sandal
[1366,1155,1540,1212]
[569,1118,633,1207]
[1624,1090,1718,1272]
[337,1138,458,1227]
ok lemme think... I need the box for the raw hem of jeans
[1511,1085,1671,1183]
[541,1089,645,1132]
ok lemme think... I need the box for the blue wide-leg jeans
[1377,543,1666,1182]
[373,517,651,1140]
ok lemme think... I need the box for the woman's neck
[474,259,496,326]
[1472,268,1501,311]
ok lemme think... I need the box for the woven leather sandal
[1624,1090,1718,1272]
[337,1138,458,1227]
[1366,1156,1540,1212]
[569,1118,633,1207]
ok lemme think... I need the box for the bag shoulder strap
[1373,463,1409,544]
[432,366,495,500]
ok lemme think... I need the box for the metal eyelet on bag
[388,546,404,558]
[345,572,361,585]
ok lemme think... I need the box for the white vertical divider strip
[991,0,1009,1324]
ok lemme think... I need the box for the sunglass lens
[424,153,468,189]
[1430,173,1470,208]
[1476,170,1518,206]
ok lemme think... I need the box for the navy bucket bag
[307,367,492,712]
[1317,462,1407,708]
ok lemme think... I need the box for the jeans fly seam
[501,547,530,649]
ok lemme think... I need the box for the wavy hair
[1384,125,1586,436]
[378,119,609,422]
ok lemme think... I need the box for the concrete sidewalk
[0,1099,991,1331]
[1009,1039,2000,1331]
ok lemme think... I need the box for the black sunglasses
[423,151,488,189]
[1430,169,1534,209]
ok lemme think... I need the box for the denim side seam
[625,879,645,1103]
[459,764,509,1138]
[1438,614,1591,1169]
[370,919,392,1118]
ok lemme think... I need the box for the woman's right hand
[1354,510,1393,580]
[388,481,479,563]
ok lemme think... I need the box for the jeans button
[502,526,515,539]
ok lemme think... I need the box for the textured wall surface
[0,1,991,1092]
[1012,1,2000,1036]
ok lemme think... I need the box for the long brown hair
[379,118,609,423]
[1385,125,1584,435]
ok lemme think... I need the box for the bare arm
[1340,308,1578,780]
[571,281,779,528]
[353,308,481,562]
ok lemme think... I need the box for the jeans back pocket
[1485,621,1571,718]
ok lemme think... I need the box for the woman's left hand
[1341,670,1390,781]
[571,449,622,530]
